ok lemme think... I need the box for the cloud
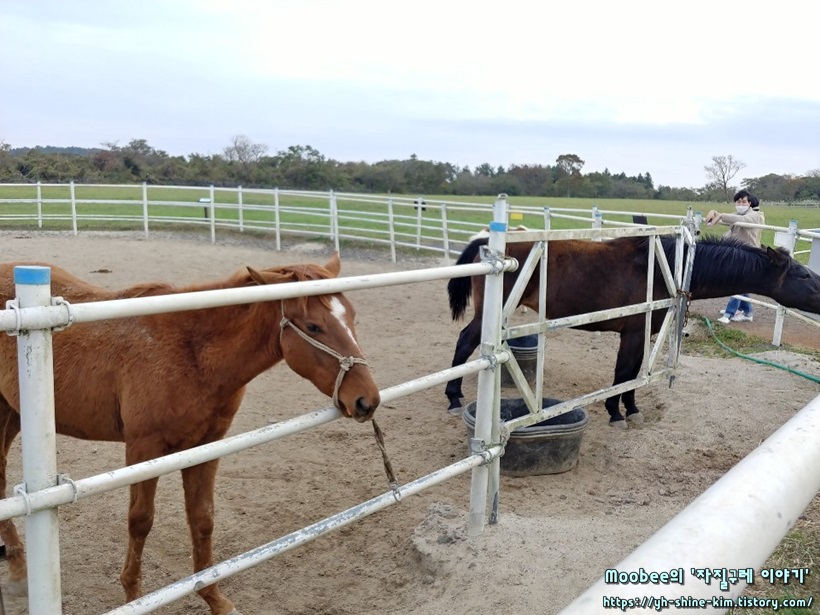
[2,0,817,188]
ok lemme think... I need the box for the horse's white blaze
[330,297,360,351]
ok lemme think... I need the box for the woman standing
[705,190,765,323]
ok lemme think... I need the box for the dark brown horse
[446,235,820,423]
[0,254,380,615]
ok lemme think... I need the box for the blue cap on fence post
[14,266,51,285]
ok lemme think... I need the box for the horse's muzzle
[352,395,379,423]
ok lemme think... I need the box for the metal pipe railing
[562,392,820,614]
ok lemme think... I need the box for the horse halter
[278,301,369,413]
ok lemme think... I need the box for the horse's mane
[110,282,175,299]
[650,235,787,287]
[110,263,336,308]
[237,263,339,313]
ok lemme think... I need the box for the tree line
[1,137,818,203]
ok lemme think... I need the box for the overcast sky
[2,0,818,189]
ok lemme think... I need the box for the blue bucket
[508,334,538,350]
[502,335,539,387]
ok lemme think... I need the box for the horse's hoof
[447,403,464,417]
[626,412,643,423]
[609,419,628,430]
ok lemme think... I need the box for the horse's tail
[448,238,487,321]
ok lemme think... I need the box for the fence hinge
[479,245,506,274]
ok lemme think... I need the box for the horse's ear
[246,267,267,285]
[765,246,791,267]
[245,266,291,286]
[324,252,341,277]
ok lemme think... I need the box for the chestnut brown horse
[0,253,380,615]
[446,235,820,424]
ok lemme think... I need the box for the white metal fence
[1,189,819,613]
[0,250,513,613]
[0,194,697,613]
[1,181,509,258]
[0,181,717,259]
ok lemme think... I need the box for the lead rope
[372,419,402,501]
[279,302,400,496]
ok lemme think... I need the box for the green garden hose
[701,317,820,384]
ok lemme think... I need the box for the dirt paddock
[1,231,819,615]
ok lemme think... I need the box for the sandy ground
[1,230,819,615]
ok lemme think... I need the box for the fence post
[683,205,694,230]
[36,181,43,229]
[415,196,424,249]
[142,182,149,238]
[592,205,602,240]
[387,198,397,264]
[13,266,63,614]
[773,219,798,346]
[543,206,551,231]
[330,191,340,254]
[237,186,244,233]
[441,203,451,263]
[69,180,77,236]
[273,187,281,251]
[468,194,508,536]
[209,185,216,244]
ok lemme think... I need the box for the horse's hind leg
[0,397,27,596]
[605,331,645,426]
[181,460,237,615]
[444,318,483,411]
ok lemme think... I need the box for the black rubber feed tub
[463,397,589,476]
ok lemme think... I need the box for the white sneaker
[719,309,726,315]
[731,313,753,322]
[717,316,731,324]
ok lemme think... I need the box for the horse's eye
[306,323,322,334]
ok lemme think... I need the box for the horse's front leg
[606,330,645,427]
[181,460,238,615]
[0,398,27,596]
[445,318,483,411]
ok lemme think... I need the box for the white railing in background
[766,200,820,208]
[2,182,820,257]
[1,182,819,346]
[0,181,694,260]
